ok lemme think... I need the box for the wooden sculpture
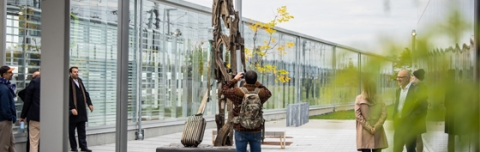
[211,0,246,146]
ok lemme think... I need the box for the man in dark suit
[18,71,40,101]
[393,70,427,152]
[20,71,41,152]
[68,67,93,152]
[18,71,40,152]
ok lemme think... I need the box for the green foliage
[309,110,356,120]
[247,6,294,83]
[394,48,412,69]
[308,105,444,121]
[376,8,478,144]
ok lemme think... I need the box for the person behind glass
[0,66,17,152]
[393,70,426,152]
[20,71,41,152]
[411,69,428,152]
[68,67,94,152]
[355,78,388,152]
[222,71,272,152]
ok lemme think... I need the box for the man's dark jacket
[20,78,41,121]
[18,89,26,101]
[393,84,428,134]
[0,82,16,122]
[414,82,428,134]
[69,77,93,123]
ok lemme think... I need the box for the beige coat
[355,95,388,150]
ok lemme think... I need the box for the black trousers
[394,127,417,152]
[69,121,87,150]
[360,149,382,152]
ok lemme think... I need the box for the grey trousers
[0,120,16,152]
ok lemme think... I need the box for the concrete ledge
[308,104,355,116]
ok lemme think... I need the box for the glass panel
[6,0,42,134]
[70,0,119,126]
[360,54,395,104]
[334,48,360,104]
[243,21,304,109]
[298,39,336,106]
[137,1,214,120]
[69,0,137,126]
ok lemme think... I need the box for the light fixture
[173,29,182,37]
[411,30,416,36]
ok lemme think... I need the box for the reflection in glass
[4,0,399,131]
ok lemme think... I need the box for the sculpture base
[156,143,247,152]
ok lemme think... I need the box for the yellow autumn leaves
[247,6,295,83]
[276,69,291,83]
[254,64,291,83]
[248,6,294,36]
[276,42,295,55]
[276,6,294,23]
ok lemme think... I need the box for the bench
[212,130,293,149]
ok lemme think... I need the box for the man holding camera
[222,71,272,152]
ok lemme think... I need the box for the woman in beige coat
[355,79,388,152]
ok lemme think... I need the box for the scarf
[70,77,87,109]
[0,77,16,97]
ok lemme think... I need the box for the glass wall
[137,1,215,120]
[6,0,42,133]
[242,25,300,109]
[69,0,137,127]
[360,54,396,104]
[334,48,360,104]
[4,0,396,134]
[299,39,335,106]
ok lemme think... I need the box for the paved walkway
[90,119,469,152]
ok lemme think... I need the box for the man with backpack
[222,71,272,152]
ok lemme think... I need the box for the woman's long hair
[362,78,377,104]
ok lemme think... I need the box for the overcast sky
[183,0,419,54]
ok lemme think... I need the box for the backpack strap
[252,88,260,94]
[239,87,260,94]
[239,87,248,95]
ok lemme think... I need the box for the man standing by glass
[68,67,94,152]
[20,71,41,152]
[18,71,40,152]
[0,66,17,152]
[393,69,423,152]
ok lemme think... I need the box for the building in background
[416,0,475,78]
[4,0,395,148]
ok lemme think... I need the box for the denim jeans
[235,130,262,152]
